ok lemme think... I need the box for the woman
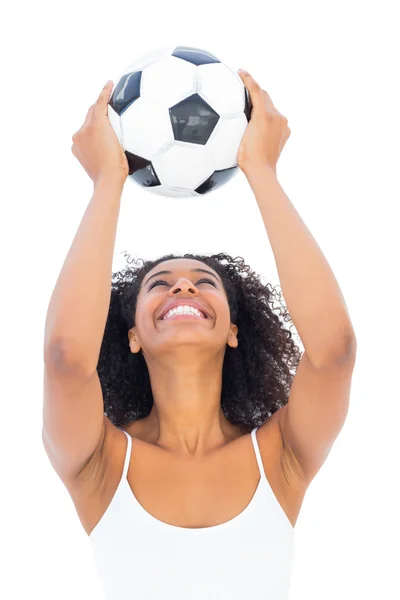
[42,71,357,599]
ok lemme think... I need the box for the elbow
[333,334,357,367]
[311,333,357,369]
[44,338,84,371]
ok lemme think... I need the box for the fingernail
[238,68,247,73]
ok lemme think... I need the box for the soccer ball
[108,46,252,197]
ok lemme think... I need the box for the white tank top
[89,427,295,599]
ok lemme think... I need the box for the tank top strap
[121,430,133,479]
[251,427,266,479]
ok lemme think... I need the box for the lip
[158,300,212,320]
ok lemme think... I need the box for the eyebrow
[143,268,220,287]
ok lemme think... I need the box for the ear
[227,324,239,349]
[128,329,141,353]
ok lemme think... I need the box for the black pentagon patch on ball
[172,46,220,66]
[169,94,220,145]
[125,151,161,187]
[195,166,238,195]
[109,71,142,116]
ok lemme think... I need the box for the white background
[1,0,399,598]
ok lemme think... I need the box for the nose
[169,279,200,295]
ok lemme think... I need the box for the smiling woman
[97,251,302,430]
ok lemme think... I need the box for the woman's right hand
[71,81,129,186]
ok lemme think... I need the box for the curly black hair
[97,251,303,432]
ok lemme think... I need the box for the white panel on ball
[147,186,199,198]
[206,114,248,170]
[121,97,174,159]
[121,46,175,76]
[197,63,245,116]
[141,56,197,108]
[152,142,214,189]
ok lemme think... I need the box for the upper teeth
[162,305,206,320]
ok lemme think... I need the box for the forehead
[144,258,220,282]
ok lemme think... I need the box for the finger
[95,80,114,114]
[238,70,264,113]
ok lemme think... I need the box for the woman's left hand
[237,69,291,175]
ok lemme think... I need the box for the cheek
[215,302,232,326]
[135,296,158,326]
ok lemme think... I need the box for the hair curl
[97,252,303,432]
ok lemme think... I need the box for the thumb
[96,80,113,112]
[238,70,264,113]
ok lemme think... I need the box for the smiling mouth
[160,313,208,321]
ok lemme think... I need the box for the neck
[140,350,237,455]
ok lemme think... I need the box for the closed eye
[148,277,217,291]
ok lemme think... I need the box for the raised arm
[42,81,129,482]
